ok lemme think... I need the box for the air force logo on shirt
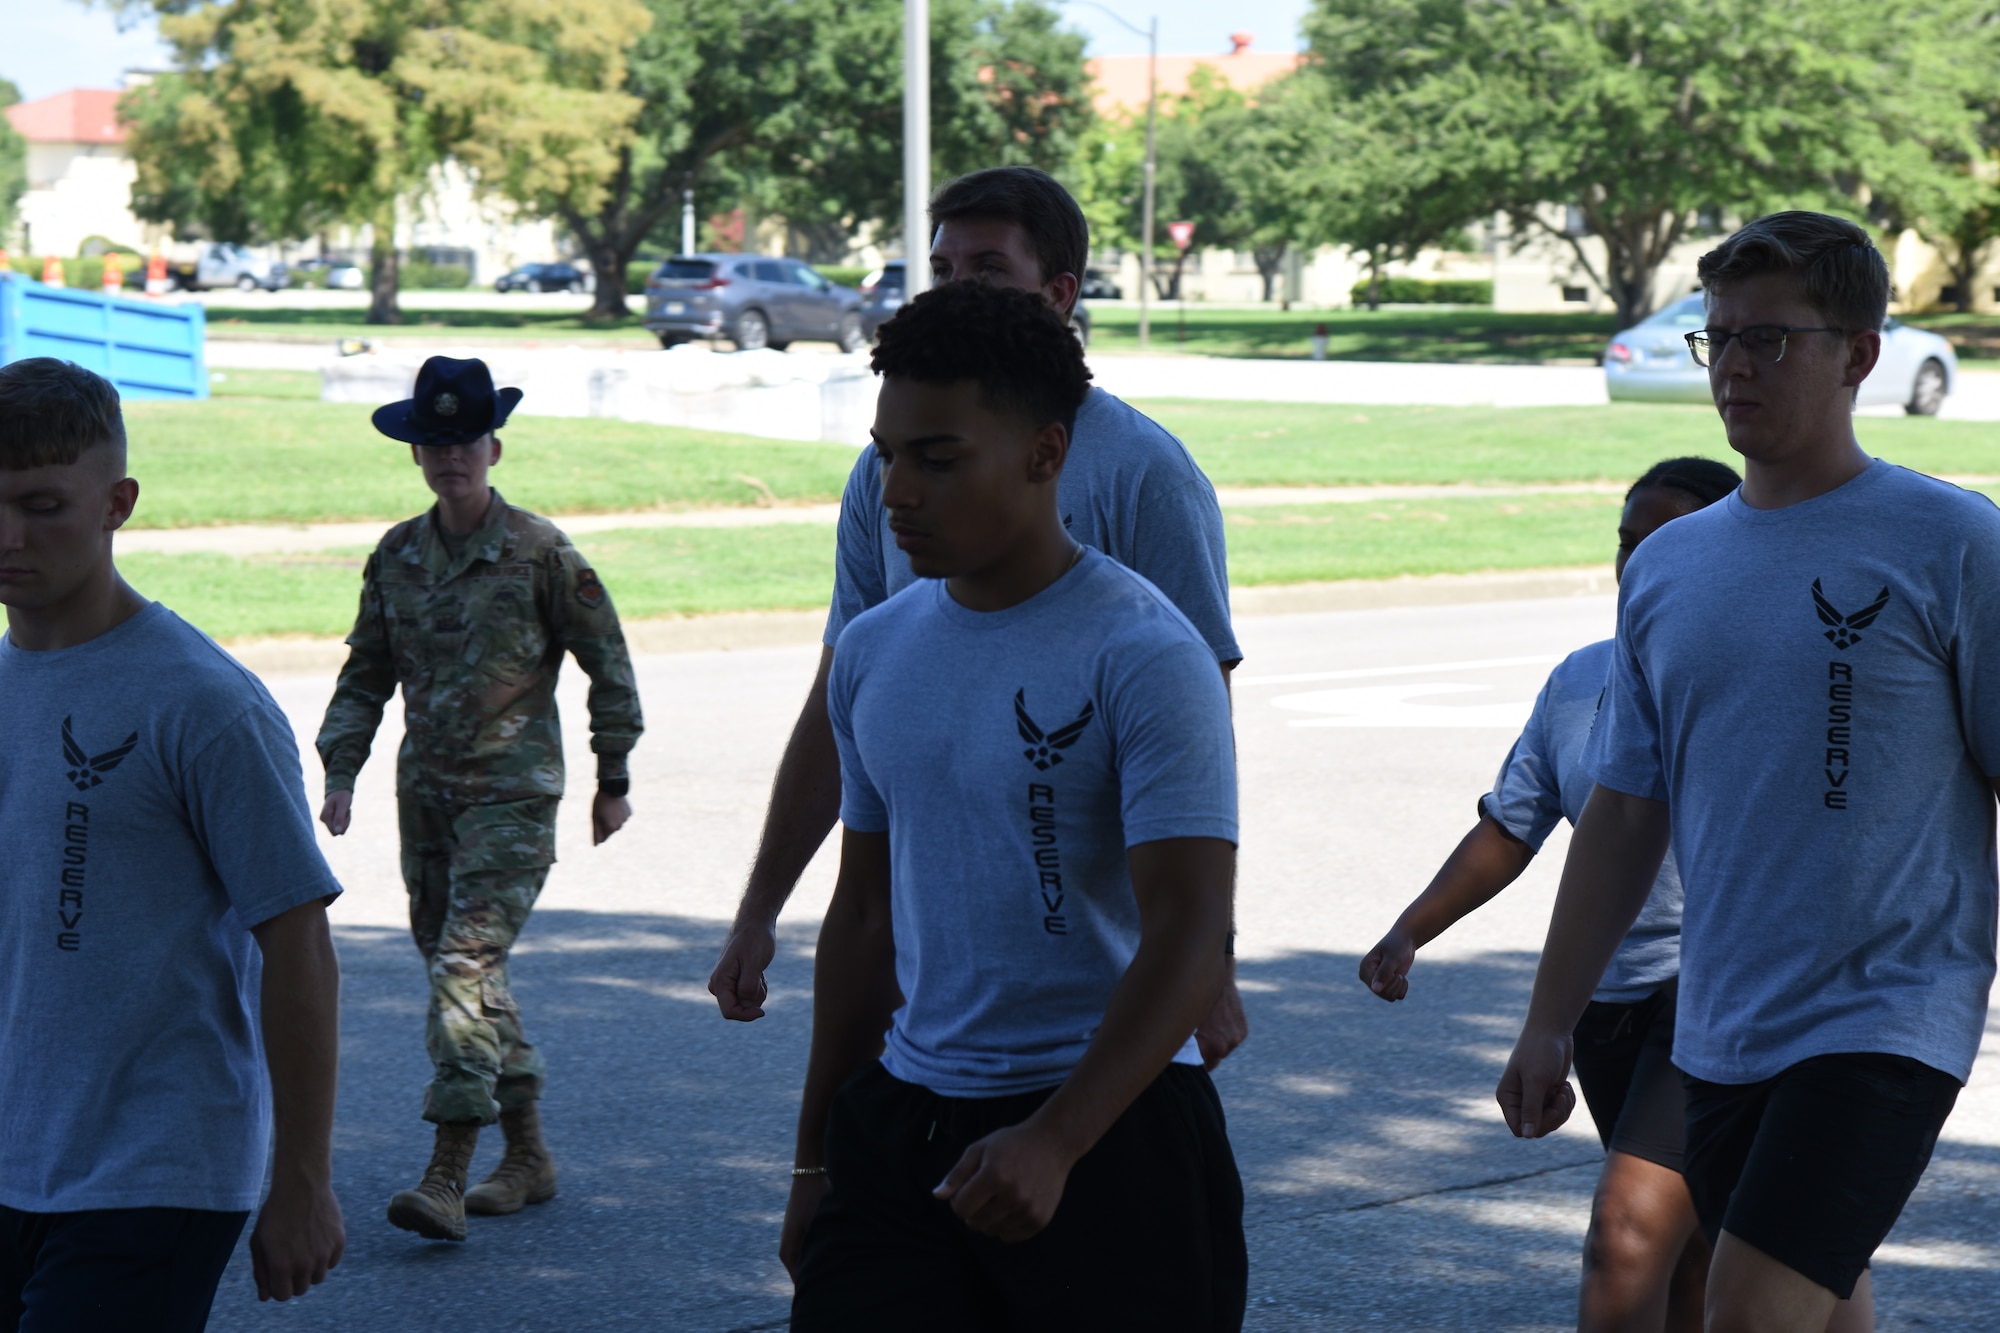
[61,715,138,792]
[1813,580,1891,811]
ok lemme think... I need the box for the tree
[0,79,25,252]
[117,0,646,323]
[544,0,1092,320]
[1298,0,1990,324]
[760,0,1093,262]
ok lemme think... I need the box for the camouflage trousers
[399,796,558,1126]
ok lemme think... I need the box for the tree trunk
[583,234,632,321]
[1254,246,1285,302]
[366,207,401,326]
[1366,247,1382,311]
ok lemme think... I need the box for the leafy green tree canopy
[117,0,647,323]
[1297,0,1991,323]
[0,78,25,251]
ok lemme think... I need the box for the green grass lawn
[122,495,1634,641]
[1140,400,2000,485]
[203,303,654,344]
[123,394,2000,530]
[1086,305,2000,366]
[123,399,859,527]
[121,524,841,640]
[1089,307,1618,363]
[118,383,2000,638]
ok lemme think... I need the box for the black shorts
[792,1061,1246,1332]
[0,1204,248,1333]
[1683,1051,1960,1299]
[1571,978,1685,1172]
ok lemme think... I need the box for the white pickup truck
[170,243,291,292]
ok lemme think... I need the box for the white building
[3,89,149,258]
[3,84,565,282]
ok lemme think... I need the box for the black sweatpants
[0,1205,247,1333]
[792,1061,1247,1332]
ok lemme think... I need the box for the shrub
[1348,276,1494,306]
[1,256,138,290]
[401,261,471,290]
[627,260,659,291]
[814,264,870,289]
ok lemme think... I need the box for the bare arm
[1360,815,1536,1001]
[1496,784,1669,1139]
[935,837,1234,1241]
[248,900,345,1302]
[709,644,843,1020]
[779,828,898,1276]
[1196,662,1249,1066]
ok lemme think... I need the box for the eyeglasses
[1684,325,1844,368]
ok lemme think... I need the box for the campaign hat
[372,355,524,447]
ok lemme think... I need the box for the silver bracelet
[791,1166,828,1178]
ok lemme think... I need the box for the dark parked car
[643,255,866,352]
[859,260,1091,345]
[1080,268,1122,300]
[495,262,588,294]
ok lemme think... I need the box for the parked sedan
[644,254,866,352]
[495,262,588,294]
[1604,293,1956,414]
[859,260,1092,345]
[294,257,365,290]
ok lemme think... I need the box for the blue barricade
[0,274,208,400]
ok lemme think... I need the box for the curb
[221,566,1617,677]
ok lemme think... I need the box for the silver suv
[643,254,865,352]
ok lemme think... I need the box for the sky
[5,0,1310,104]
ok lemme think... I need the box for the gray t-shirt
[1584,461,2000,1085]
[0,604,343,1212]
[829,549,1238,1097]
[823,386,1242,664]
[1483,639,1682,1004]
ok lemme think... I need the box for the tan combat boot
[464,1101,559,1216]
[387,1120,480,1241]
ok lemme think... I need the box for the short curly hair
[870,281,1093,438]
[1628,456,1741,506]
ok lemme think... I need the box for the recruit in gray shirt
[830,550,1238,1097]
[1483,639,1682,1004]
[1585,461,2000,1085]
[824,385,1241,664]
[0,604,343,1212]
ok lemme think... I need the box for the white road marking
[1273,682,1535,729]
[1238,653,1566,687]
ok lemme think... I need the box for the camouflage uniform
[317,491,642,1125]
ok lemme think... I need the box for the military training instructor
[314,355,645,1243]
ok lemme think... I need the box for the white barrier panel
[321,344,878,443]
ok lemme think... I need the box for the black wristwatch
[598,777,630,799]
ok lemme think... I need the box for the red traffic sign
[1167,221,1195,252]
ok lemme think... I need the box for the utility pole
[904,0,931,298]
[681,186,696,256]
[1064,2,1157,348]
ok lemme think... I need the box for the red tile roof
[4,89,127,146]
[1086,34,1302,116]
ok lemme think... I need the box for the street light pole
[904,0,932,298]
[681,186,695,256]
[1064,2,1157,348]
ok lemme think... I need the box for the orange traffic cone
[102,253,123,294]
[145,250,169,297]
[42,256,64,288]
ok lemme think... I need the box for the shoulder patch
[575,568,606,608]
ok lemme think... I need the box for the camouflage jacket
[316,491,643,807]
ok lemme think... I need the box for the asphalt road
[204,595,2000,1331]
